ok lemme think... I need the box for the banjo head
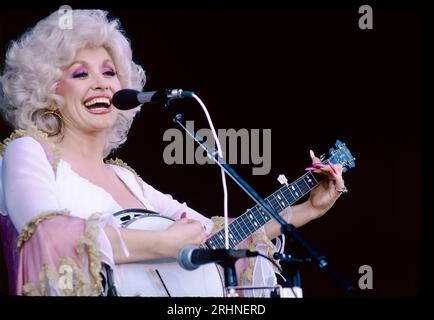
[112,209,225,297]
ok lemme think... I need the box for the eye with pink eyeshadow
[102,65,116,77]
[71,67,88,78]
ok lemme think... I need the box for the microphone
[177,245,258,271]
[273,252,312,263]
[112,88,193,110]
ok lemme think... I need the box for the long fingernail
[309,150,315,158]
[305,167,316,171]
[328,160,337,174]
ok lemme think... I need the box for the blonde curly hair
[0,9,146,156]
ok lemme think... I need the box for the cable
[256,253,299,298]
[192,93,229,249]
[256,252,283,273]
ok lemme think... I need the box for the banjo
[112,140,356,296]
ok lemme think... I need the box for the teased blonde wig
[0,9,146,156]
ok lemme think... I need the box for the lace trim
[210,216,280,285]
[0,126,61,173]
[75,213,104,294]
[105,158,138,176]
[211,216,226,235]
[21,213,104,296]
[16,210,70,250]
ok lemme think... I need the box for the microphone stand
[220,259,239,297]
[273,252,312,298]
[168,109,353,295]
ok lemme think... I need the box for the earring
[42,109,63,136]
[42,109,62,118]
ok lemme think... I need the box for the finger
[306,164,334,175]
[311,165,345,188]
[328,160,337,174]
[334,177,346,190]
[328,163,345,181]
[306,150,324,172]
[334,163,343,174]
[191,221,205,234]
[312,163,325,169]
[326,170,345,191]
[307,151,345,180]
[200,230,208,243]
[175,218,187,225]
[178,218,198,226]
[192,228,207,245]
[309,149,322,164]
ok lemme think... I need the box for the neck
[56,128,108,169]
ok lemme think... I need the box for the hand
[305,149,347,219]
[162,217,207,257]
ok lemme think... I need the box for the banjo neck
[205,170,320,250]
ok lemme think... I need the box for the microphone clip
[165,89,193,100]
[162,89,194,108]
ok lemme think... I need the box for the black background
[0,1,427,300]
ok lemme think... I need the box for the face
[56,46,122,135]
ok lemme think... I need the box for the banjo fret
[205,171,319,249]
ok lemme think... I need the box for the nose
[91,72,110,91]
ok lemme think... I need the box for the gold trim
[22,282,40,296]
[239,266,253,283]
[76,213,104,294]
[16,210,70,250]
[211,216,226,235]
[0,126,61,173]
[105,158,138,176]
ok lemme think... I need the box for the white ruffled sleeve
[1,136,62,232]
[139,179,214,235]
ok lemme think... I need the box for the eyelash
[104,70,116,76]
[72,69,117,78]
[72,72,88,79]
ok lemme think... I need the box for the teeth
[84,97,110,107]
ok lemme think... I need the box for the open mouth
[83,97,112,114]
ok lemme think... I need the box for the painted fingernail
[180,212,187,219]
[328,160,337,174]
[309,150,315,158]
[313,163,325,168]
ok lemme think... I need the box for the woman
[0,9,346,296]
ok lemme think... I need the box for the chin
[86,119,116,132]
[94,114,118,128]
